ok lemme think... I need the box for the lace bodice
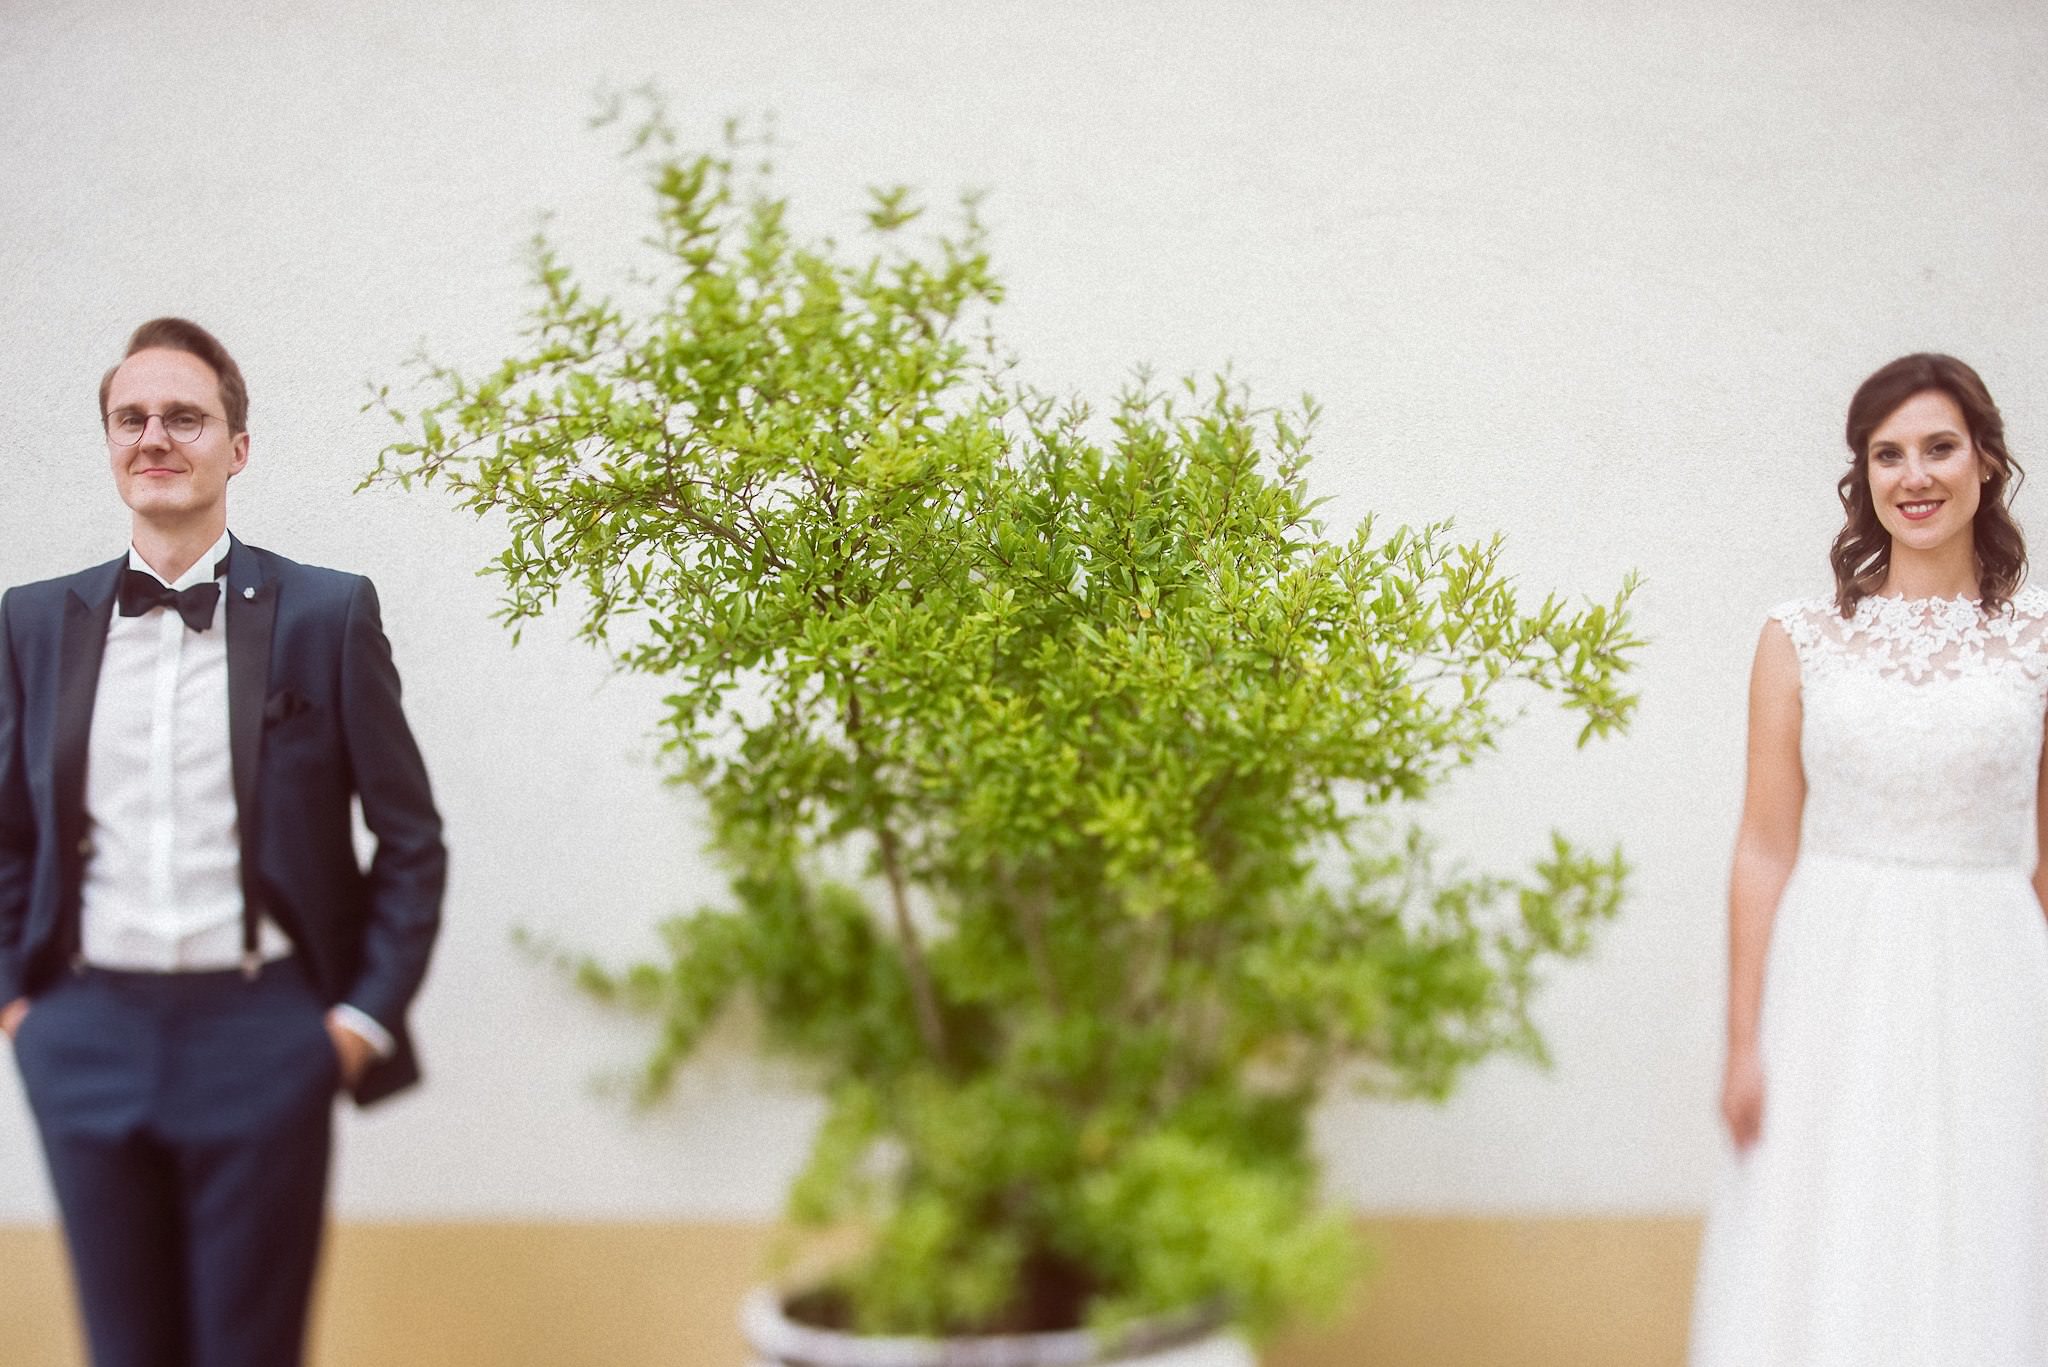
[1772,587,2048,871]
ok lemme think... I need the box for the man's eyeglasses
[105,410,222,445]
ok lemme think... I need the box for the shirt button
[76,836,94,857]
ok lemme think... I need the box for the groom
[0,318,446,1367]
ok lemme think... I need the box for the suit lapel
[224,536,276,833]
[54,560,123,876]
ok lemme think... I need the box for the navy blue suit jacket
[0,537,445,1106]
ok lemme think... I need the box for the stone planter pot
[740,1287,1257,1367]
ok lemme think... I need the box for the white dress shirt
[78,530,390,1055]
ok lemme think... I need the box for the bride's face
[1866,389,1986,556]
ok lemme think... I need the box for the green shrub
[368,98,1640,1342]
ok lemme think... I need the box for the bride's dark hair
[1832,353,2027,618]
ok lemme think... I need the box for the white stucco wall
[2,0,2044,1221]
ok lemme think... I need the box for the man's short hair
[99,318,249,434]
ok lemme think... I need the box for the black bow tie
[118,567,223,632]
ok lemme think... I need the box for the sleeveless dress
[1689,587,2048,1366]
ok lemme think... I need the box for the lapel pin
[242,587,256,600]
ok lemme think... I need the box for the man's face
[103,347,247,529]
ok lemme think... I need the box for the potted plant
[367,100,1640,1365]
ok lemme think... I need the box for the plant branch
[876,820,948,1061]
[846,685,949,1063]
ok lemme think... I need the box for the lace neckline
[1777,584,2048,686]
[1853,593,1988,623]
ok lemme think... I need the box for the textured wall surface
[3,0,2044,1221]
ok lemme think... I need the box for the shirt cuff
[330,1003,396,1059]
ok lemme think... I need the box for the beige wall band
[0,1217,1700,1367]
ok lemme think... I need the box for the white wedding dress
[1690,587,2048,1366]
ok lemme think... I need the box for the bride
[1690,353,2048,1365]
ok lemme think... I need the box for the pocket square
[263,689,315,726]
